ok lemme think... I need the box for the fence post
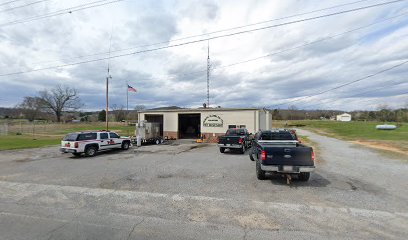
[32,121,35,139]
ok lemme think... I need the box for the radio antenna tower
[105,26,113,131]
[206,40,211,108]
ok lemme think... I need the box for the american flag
[128,84,137,92]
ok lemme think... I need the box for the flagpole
[126,81,129,124]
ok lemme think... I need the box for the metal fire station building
[137,108,272,140]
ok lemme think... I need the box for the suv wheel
[256,161,266,180]
[219,147,225,153]
[155,139,160,145]
[121,141,130,150]
[85,146,97,157]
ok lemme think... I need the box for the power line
[0,0,124,28]
[0,0,51,13]
[298,80,408,109]
[24,0,380,67]
[1,0,405,77]
[271,59,408,108]
[0,0,25,7]
[10,8,407,85]
[212,11,408,72]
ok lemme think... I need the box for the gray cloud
[0,0,407,111]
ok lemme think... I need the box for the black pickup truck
[249,129,315,181]
[218,128,251,154]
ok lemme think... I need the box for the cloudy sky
[0,0,407,111]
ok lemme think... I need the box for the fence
[0,123,8,136]
[0,121,130,138]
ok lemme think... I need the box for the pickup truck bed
[250,130,315,181]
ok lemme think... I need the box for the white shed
[336,113,351,122]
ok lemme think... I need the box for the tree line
[5,84,146,122]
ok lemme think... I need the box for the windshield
[63,133,78,141]
[226,129,245,135]
[259,132,295,140]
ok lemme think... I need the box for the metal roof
[138,107,268,113]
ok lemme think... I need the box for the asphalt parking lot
[0,129,407,240]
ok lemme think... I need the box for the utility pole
[206,40,210,108]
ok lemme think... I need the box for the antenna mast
[105,27,113,131]
[206,40,210,108]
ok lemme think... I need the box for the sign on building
[203,115,223,127]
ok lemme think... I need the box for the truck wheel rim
[88,149,95,155]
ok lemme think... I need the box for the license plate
[283,166,293,172]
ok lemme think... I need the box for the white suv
[60,131,131,157]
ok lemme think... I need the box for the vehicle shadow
[68,149,130,159]
[268,172,330,188]
[221,149,248,155]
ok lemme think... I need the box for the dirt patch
[234,213,280,230]
[350,140,408,157]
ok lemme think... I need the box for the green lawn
[0,122,136,151]
[0,135,60,150]
[286,120,407,141]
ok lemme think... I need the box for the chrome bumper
[60,148,77,153]
[218,144,242,149]
[260,165,315,173]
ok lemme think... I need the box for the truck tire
[121,141,130,150]
[240,145,245,154]
[299,172,310,181]
[256,161,266,180]
[219,147,225,153]
[249,148,255,161]
[85,146,97,157]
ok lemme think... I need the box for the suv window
[109,132,119,138]
[63,133,78,141]
[100,133,109,139]
[77,133,97,141]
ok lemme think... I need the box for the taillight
[311,151,315,161]
[238,138,243,144]
[74,142,79,148]
[261,150,266,161]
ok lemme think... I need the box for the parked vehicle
[218,128,251,154]
[249,129,315,181]
[134,121,163,145]
[60,131,131,157]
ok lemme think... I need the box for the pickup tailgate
[218,136,242,145]
[262,145,313,166]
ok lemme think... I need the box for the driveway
[0,131,407,240]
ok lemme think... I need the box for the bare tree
[134,105,146,111]
[38,85,82,122]
[17,96,42,121]
[111,104,126,122]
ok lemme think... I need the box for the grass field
[277,120,408,156]
[0,122,135,151]
[281,120,407,141]
[1,120,407,152]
